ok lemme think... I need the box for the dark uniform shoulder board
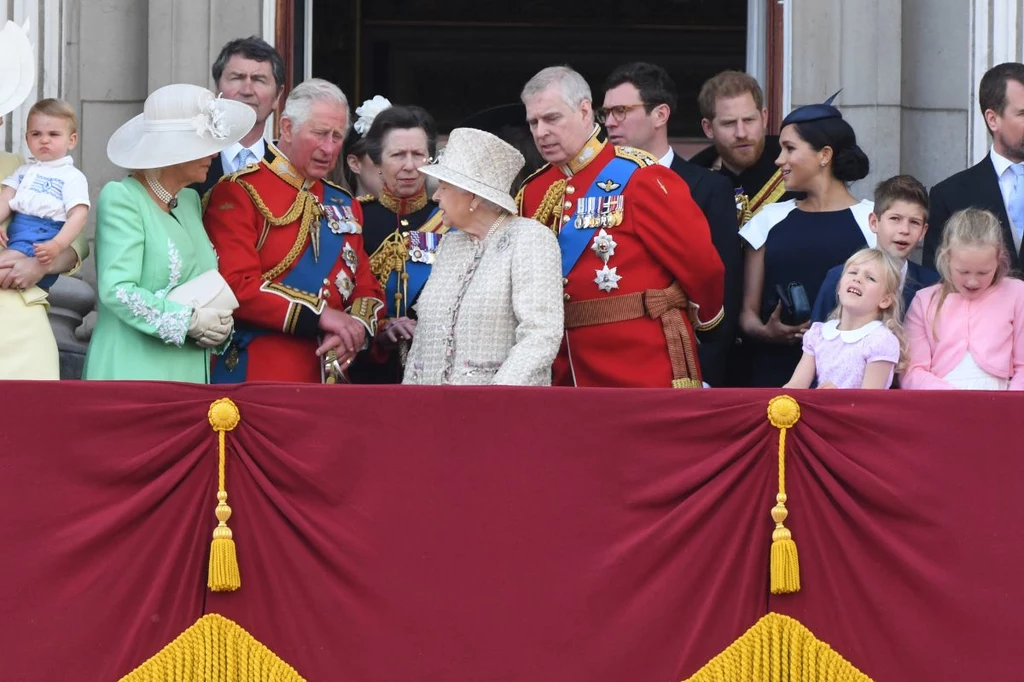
[322,177,355,197]
[356,193,377,204]
[614,146,658,167]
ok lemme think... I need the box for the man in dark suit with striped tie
[190,36,285,198]
[601,62,739,387]
[925,62,1024,270]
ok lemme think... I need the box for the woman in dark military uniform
[349,105,445,383]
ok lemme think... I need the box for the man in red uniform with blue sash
[204,79,384,383]
[517,66,724,388]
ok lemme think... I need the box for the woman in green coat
[83,84,255,382]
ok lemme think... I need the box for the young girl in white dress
[784,248,904,389]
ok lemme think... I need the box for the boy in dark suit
[812,175,939,322]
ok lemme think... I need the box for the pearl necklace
[144,171,178,210]
[484,211,508,240]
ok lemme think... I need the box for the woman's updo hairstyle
[364,105,438,166]
[781,93,869,183]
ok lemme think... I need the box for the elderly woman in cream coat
[399,127,562,385]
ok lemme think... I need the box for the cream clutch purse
[166,270,239,311]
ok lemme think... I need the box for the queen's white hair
[520,65,592,111]
[281,78,351,130]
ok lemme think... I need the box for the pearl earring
[469,206,475,212]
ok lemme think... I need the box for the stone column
[790,0,904,198]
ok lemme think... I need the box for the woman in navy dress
[738,98,874,386]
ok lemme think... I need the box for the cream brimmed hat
[106,83,257,169]
[0,19,36,118]
[419,127,525,214]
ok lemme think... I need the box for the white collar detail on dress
[821,318,883,343]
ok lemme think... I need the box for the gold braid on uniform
[234,180,321,282]
[369,232,411,315]
[531,179,567,233]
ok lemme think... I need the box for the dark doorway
[307,1,747,138]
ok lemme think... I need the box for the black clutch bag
[775,282,811,326]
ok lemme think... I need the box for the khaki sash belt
[563,282,703,388]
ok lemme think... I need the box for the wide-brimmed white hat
[419,127,525,214]
[107,83,257,169]
[0,19,35,118]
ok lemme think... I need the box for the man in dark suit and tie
[925,62,1024,269]
[190,36,285,198]
[601,62,739,387]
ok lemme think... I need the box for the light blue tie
[235,148,256,172]
[1010,163,1024,253]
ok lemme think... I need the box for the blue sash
[557,157,639,278]
[211,183,358,384]
[8,213,63,289]
[383,207,446,317]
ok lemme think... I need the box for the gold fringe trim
[767,395,801,594]
[682,612,872,682]
[118,613,307,682]
[531,178,567,233]
[234,180,320,282]
[208,399,241,592]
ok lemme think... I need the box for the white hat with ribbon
[106,83,257,169]
[419,127,525,214]
[0,19,36,118]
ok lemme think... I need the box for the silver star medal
[590,229,617,263]
[594,265,622,292]
[326,205,344,234]
[342,242,359,271]
[335,271,355,301]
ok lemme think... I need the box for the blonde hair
[930,208,1010,338]
[830,247,908,371]
[27,98,78,134]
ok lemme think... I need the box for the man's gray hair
[521,65,592,110]
[281,78,351,130]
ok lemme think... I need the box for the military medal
[408,231,440,264]
[590,229,617,263]
[325,205,344,234]
[342,242,359,271]
[224,345,240,372]
[335,271,355,301]
[594,264,622,293]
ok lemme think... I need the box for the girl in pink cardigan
[903,208,1024,390]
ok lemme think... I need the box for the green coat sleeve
[94,181,193,346]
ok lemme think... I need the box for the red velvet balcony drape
[0,383,1020,681]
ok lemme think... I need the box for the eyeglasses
[596,103,647,124]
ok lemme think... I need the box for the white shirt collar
[821,318,883,343]
[222,138,266,167]
[899,259,908,290]
[29,155,74,168]
[990,146,1017,177]
[657,147,675,168]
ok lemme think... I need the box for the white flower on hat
[353,95,393,135]
[192,94,231,140]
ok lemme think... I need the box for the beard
[996,130,1024,163]
[720,136,766,173]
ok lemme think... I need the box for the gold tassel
[767,395,801,594]
[207,398,241,592]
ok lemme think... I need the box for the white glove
[187,308,233,348]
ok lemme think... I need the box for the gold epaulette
[222,164,262,183]
[515,163,553,214]
[322,177,355,198]
[614,146,658,167]
[356,193,377,204]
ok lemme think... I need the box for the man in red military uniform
[204,79,384,383]
[517,66,724,388]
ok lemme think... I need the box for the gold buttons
[562,277,569,286]
[562,215,570,223]
[566,185,575,195]
[563,292,571,301]
[400,219,409,227]
[322,278,330,285]
[563,200,573,210]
